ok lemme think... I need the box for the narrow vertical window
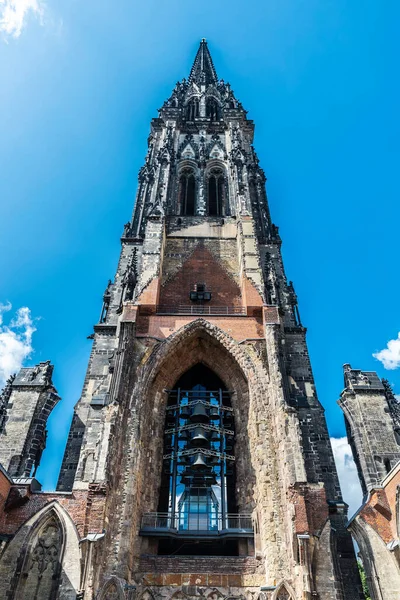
[186,99,199,120]
[15,514,63,600]
[208,168,225,216]
[178,168,196,216]
[206,98,220,121]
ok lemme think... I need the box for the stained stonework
[0,40,366,600]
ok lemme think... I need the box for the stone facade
[0,41,365,599]
[0,362,60,478]
[338,365,400,599]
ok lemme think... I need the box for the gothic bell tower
[57,40,363,600]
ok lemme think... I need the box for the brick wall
[135,314,264,340]
[159,239,242,307]
[0,486,104,538]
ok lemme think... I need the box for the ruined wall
[0,362,59,478]
[339,365,400,493]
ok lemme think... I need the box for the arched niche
[1,501,80,600]
[132,321,272,559]
[271,581,295,600]
[98,576,128,599]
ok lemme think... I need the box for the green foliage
[358,560,371,600]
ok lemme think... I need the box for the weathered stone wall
[339,365,400,493]
[0,362,59,478]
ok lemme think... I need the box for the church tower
[51,40,363,599]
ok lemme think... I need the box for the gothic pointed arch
[141,319,255,400]
[138,587,156,600]
[177,164,197,215]
[271,581,296,600]
[98,576,126,600]
[1,501,80,600]
[205,164,228,216]
[130,319,279,558]
[350,516,400,600]
[185,95,200,120]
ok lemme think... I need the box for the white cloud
[0,0,44,39]
[373,332,400,370]
[0,302,36,388]
[331,437,363,519]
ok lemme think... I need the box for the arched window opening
[186,99,199,121]
[208,169,225,216]
[206,98,220,121]
[178,168,196,215]
[275,586,292,600]
[152,364,249,556]
[384,458,392,474]
[15,515,63,600]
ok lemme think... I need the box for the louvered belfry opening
[139,364,253,555]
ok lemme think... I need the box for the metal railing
[156,305,246,316]
[140,512,253,533]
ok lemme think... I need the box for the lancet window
[207,168,226,216]
[186,98,200,121]
[178,168,196,215]
[14,515,63,600]
[206,98,220,121]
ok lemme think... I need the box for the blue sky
[0,0,399,513]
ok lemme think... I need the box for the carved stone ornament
[30,520,61,575]
[103,583,119,600]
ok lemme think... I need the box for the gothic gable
[98,576,127,599]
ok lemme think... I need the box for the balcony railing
[156,305,246,316]
[140,512,253,537]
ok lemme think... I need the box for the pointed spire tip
[188,38,218,85]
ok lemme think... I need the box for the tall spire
[188,38,218,86]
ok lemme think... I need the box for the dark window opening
[208,169,225,216]
[186,99,200,121]
[178,168,196,215]
[384,458,392,474]
[206,98,220,121]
